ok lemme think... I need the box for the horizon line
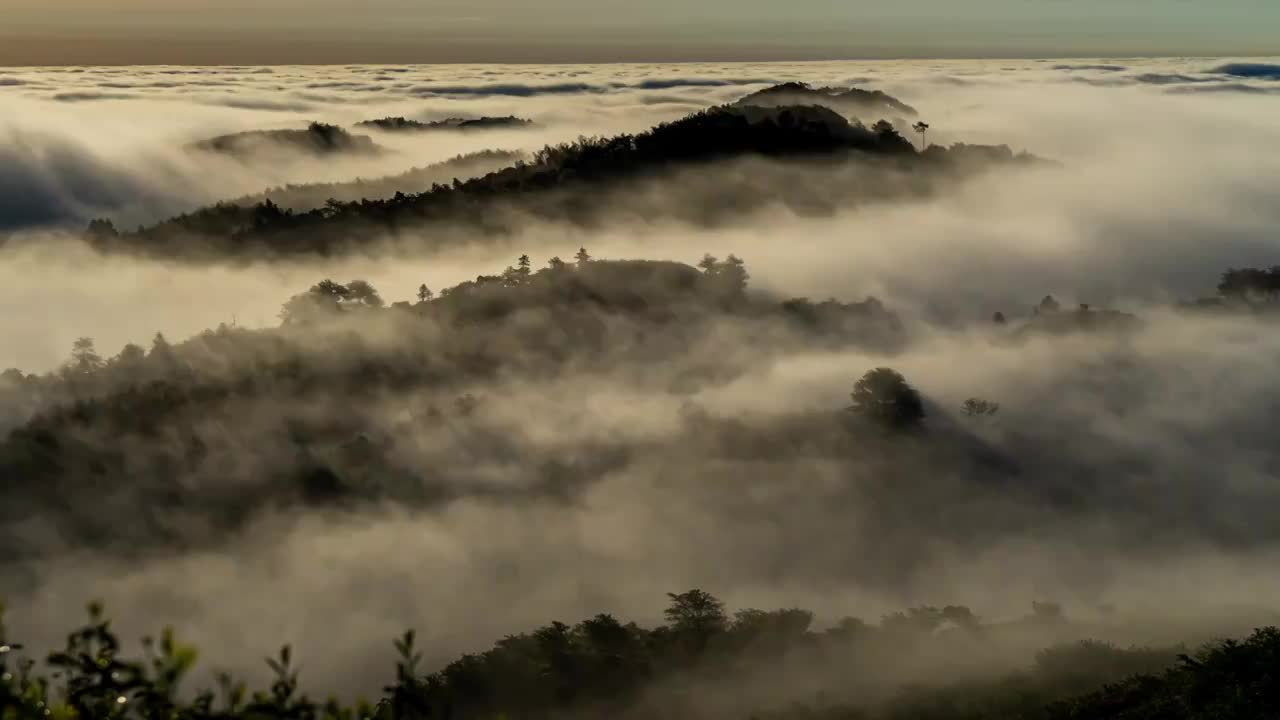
[3,52,1276,69]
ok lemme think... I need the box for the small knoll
[736,81,919,118]
[356,115,535,132]
[996,296,1141,340]
[189,121,384,158]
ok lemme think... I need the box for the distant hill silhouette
[736,82,919,118]
[357,115,535,132]
[93,104,1038,259]
[228,149,524,212]
[189,122,384,158]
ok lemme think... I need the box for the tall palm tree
[912,121,930,151]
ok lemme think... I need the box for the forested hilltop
[0,253,907,561]
[734,82,921,117]
[3,591,1279,720]
[3,254,1279,567]
[83,102,1040,260]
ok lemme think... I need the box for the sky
[1,0,1277,64]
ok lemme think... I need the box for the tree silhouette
[665,590,727,656]
[417,284,433,303]
[149,333,171,357]
[664,589,727,636]
[313,279,351,302]
[849,367,925,428]
[69,337,104,374]
[912,121,930,150]
[85,218,119,241]
[115,343,146,369]
[345,280,384,308]
[1218,266,1280,303]
[575,248,592,266]
[722,254,749,293]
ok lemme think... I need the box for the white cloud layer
[3,57,1280,698]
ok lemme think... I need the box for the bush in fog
[849,367,925,429]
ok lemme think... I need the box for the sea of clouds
[3,56,1280,697]
[2,57,1280,371]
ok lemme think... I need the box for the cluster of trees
[278,248,761,326]
[980,295,1141,338]
[4,592,1277,719]
[848,367,925,429]
[1216,266,1280,304]
[1173,266,1280,314]
[1,331,184,403]
[846,368,1002,429]
[0,253,917,559]
[279,279,386,325]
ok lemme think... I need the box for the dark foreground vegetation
[3,590,1279,719]
[88,103,1038,259]
[356,116,535,132]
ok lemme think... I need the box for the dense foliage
[4,591,1279,720]
[1177,266,1280,313]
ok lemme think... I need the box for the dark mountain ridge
[89,104,1038,260]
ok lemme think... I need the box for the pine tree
[722,254,749,293]
[69,337,104,373]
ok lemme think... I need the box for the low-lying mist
[3,57,1280,710]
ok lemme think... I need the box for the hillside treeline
[3,591,1278,719]
[86,104,1038,259]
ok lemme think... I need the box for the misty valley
[3,60,1280,720]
